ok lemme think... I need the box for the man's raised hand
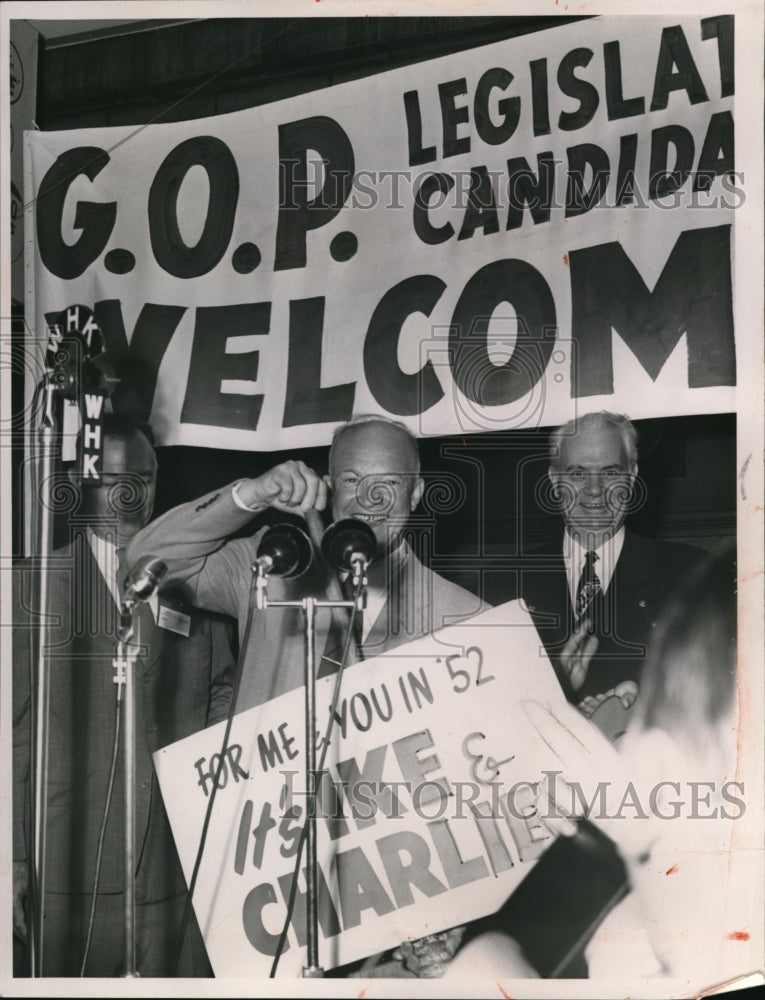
[236,461,329,515]
[559,619,599,692]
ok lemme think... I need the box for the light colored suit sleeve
[125,483,262,619]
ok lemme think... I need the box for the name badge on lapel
[157,603,191,637]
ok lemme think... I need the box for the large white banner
[25,14,738,450]
[155,603,570,977]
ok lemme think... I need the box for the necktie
[575,550,602,624]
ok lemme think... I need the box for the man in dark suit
[12,415,236,977]
[468,412,708,979]
[521,410,706,741]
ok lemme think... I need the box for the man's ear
[547,465,558,487]
[411,476,425,511]
[322,473,333,514]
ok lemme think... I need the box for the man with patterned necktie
[471,411,710,981]
[520,410,706,741]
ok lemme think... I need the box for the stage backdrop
[25,14,737,451]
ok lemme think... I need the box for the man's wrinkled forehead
[330,422,420,475]
[101,431,156,476]
[555,423,631,470]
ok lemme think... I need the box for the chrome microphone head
[320,518,377,572]
[124,556,167,602]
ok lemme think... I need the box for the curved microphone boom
[123,557,167,605]
[255,524,313,579]
[320,519,377,577]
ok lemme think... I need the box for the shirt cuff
[231,480,262,512]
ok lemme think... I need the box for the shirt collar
[86,528,121,607]
[562,526,626,597]
[86,527,159,619]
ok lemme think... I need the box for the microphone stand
[29,378,58,975]
[113,562,167,979]
[26,313,114,975]
[113,598,143,978]
[254,557,367,978]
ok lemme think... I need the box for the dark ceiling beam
[34,18,192,48]
[38,15,588,128]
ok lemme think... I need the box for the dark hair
[636,546,736,749]
[101,412,155,447]
[75,411,155,451]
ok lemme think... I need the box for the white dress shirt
[87,528,121,607]
[87,528,159,618]
[338,572,385,643]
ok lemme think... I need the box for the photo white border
[1,1,762,997]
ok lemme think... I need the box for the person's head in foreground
[588,546,740,981]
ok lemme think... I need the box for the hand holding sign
[393,925,466,978]
[522,699,651,856]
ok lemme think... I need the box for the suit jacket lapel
[69,531,121,656]
[363,545,417,655]
[613,529,651,585]
[77,531,168,676]
[522,540,569,630]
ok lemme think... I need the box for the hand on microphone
[235,461,329,516]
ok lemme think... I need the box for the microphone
[254,523,313,579]
[46,305,114,399]
[83,355,120,397]
[49,345,120,399]
[123,556,167,606]
[320,519,377,578]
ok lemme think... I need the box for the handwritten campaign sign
[26,15,737,451]
[155,601,569,976]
